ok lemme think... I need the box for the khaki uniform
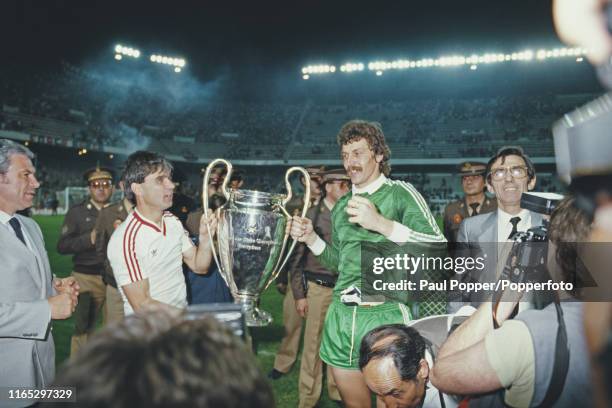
[94,199,132,324]
[289,201,341,407]
[57,199,107,355]
[272,195,311,374]
[443,196,497,243]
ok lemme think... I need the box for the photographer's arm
[432,294,523,395]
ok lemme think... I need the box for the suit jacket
[448,210,544,312]
[0,214,55,403]
[443,196,497,243]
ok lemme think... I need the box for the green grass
[36,215,337,408]
[38,214,445,407]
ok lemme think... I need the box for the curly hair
[549,196,591,296]
[336,120,391,176]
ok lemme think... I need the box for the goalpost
[36,187,123,215]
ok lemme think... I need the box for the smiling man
[450,146,544,311]
[107,151,216,315]
[289,120,445,408]
[0,139,78,403]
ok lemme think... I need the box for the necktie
[508,216,521,240]
[8,217,26,246]
[469,203,479,216]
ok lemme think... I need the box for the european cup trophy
[203,159,310,327]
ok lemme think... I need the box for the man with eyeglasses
[58,166,115,356]
[450,146,544,311]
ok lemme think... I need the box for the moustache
[348,166,363,172]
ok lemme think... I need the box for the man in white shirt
[450,146,544,311]
[107,151,215,314]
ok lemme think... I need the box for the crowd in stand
[0,63,595,163]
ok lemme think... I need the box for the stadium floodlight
[576,57,584,62]
[174,67,181,73]
[114,54,122,61]
[300,46,588,78]
[149,52,187,69]
[303,74,310,80]
[113,44,141,60]
[376,70,383,76]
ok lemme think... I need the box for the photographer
[431,197,592,407]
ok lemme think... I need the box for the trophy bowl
[203,159,310,327]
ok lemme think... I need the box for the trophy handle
[202,158,233,279]
[265,167,311,290]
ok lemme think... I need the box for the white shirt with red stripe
[107,208,193,315]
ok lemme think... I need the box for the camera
[499,192,563,307]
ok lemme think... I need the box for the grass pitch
[36,215,337,407]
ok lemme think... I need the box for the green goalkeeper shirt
[309,174,446,297]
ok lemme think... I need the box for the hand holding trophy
[203,159,310,326]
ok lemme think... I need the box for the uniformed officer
[289,168,350,407]
[270,165,325,380]
[57,166,114,356]
[93,181,132,324]
[443,161,497,243]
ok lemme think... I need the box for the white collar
[323,198,335,211]
[497,208,530,224]
[352,174,387,195]
[0,209,15,226]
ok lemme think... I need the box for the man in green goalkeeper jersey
[289,120,446,408]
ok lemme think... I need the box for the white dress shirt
[0,209,34,250]
[496,208,533,243]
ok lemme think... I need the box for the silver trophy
[203,159,310,327]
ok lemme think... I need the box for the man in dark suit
[450,146,544,311]
[0,139,78,407]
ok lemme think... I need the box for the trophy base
[237,298,273,327]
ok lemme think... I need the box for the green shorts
[319,299,412,369]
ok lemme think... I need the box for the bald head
[360,325,430,408]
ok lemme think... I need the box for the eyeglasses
[89,180,113,189]
[489,166,528,181]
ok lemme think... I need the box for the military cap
[458,161,487,177]
[84,166,114,183]
[321,168,350,184]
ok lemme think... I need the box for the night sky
[2,0,561,76]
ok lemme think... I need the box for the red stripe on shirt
[122,217,138,282]
[133,211,161,232]
[131,223,143,281]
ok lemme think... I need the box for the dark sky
[1,0,560,76]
